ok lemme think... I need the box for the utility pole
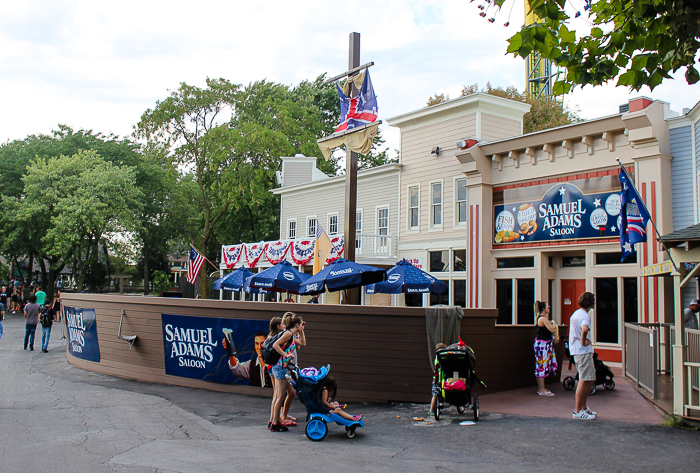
[319,32,379,305]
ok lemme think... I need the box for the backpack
[40,308,53,327]
[261,331,287,366]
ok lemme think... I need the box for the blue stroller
[289,365,364,441]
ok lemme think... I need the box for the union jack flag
[334,70,378,133]
[186,246,206,285]
[619,166,650,260]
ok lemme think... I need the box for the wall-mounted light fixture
[431,146,440,157]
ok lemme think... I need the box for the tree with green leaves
[503,0,700,93]
[22,150,142,292]
[426,83,580,134]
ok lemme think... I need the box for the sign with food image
[494,182,621,245]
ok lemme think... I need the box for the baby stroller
[562,338,615,394]
[289,365,364,441]
[434,341,486,421]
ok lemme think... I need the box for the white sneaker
[573,410,596,420]
[584,407,596,416]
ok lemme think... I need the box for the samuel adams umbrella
[365,259,446,294]
[298,258,386,295]
[248,260,311,294]
[212,267,254,291]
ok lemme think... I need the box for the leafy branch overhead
[503,0,700,93]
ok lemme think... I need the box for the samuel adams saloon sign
[494,182,621,245]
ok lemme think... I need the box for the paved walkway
[0,312,697,473]
[480,365,665,424]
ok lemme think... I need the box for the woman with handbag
[534,300,558,396]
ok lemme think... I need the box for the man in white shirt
[569,291,596,420]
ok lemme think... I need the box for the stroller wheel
[563,377,575,391]
[589,385,596,396]
[305,418,328,442]
[472,393,479,422]
[345,426,357,439]
[457,406,465,414]
[604,379,615,390]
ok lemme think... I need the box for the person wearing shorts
[569,292,596,420]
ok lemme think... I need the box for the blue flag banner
[619,167,650,260]
[64,306,101,363]
[161,314,270,387]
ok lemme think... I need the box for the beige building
[241,94,684,364]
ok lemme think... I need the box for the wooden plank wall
[62,294,558,403]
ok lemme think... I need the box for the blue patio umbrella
[365,259,446,294]
[242,275,269,294]
[248,260,311,294]
[298,258,386,295]
[212,267,254,291]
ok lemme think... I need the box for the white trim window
[430,181,442,228]
[327,212,339,235]
[455,178,467,226]
[408,185,419,230]
[287,219,297,239]
[306,216,317,238]
[356,208,363,250]
[376,205,389,250]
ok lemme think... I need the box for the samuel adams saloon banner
[64,306,101,363]
[161,314,271,387]
[494,182,622,245]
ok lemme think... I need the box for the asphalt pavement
[0,311,698,473]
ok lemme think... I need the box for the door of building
[561,279,586,326]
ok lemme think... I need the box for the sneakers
[584,407,596,416]
[352,415,363,422]
[572,410,596,420]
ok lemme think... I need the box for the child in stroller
[289,365,364,441]
[562,337,615,394]
[433,339,486,421]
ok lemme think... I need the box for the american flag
[334,70,378,133]
[186,246,206,284]
[619,166,650,260]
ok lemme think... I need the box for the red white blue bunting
[327,236,345,264]
[291,240,315,265]
[221,244,242,269]
[264,240,291,265]
[245,243,266,268]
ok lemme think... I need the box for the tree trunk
[39,259,47,292]
[27,253,35,285]
[143,245,150,295]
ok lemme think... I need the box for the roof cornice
[270,163,401,195]
[385,93,531,130]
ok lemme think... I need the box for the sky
[1,0,697,160]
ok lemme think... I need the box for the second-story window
[408,186,419,229]
[328,213,338,235]
[307,217,316,238]
[456,178,467,224]
[431,182,442,227]
[356,209,363,250]
[288,220,296,239]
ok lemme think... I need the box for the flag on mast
[619,166,650,261]
[313,223,334,275]
[187,245,206,284]
[334,70,378,133]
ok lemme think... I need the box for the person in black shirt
[40,301,56,353]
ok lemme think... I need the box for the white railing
[355,233,394,258]
[624,323,659,398]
